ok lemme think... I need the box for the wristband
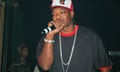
[44,38,55,43]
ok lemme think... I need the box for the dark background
[1,0,120,72]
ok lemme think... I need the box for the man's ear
[70,10,74,18]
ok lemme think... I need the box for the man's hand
[47,19,65,35]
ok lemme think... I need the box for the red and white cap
[51,0,74,11]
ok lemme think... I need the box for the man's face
[20,48,29,58]
[51,7,74,27]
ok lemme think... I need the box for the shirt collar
[60,25,79,37]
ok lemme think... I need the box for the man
[36,0,112,72]
[8,43,31,72]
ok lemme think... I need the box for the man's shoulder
[78,25,96,35]
[77,25,101,40]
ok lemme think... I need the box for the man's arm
[38,34,55,71]
[37,20,65,71]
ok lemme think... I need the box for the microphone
[41,26,55,34]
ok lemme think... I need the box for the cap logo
[60,0,65,4]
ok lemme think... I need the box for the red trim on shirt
[61,25,79,37]
[99,66,112,71]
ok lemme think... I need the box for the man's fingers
[48,21,54,27]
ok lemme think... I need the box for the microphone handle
[41,26,55,34]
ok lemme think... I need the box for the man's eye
[60,11,65,14]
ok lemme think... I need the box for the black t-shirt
[36,25,112,72]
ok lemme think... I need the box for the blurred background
[0,0,120,72]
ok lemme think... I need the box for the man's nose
[56,14,61,19]
[53,14,61,20]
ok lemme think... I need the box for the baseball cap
[50,0,74,11]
